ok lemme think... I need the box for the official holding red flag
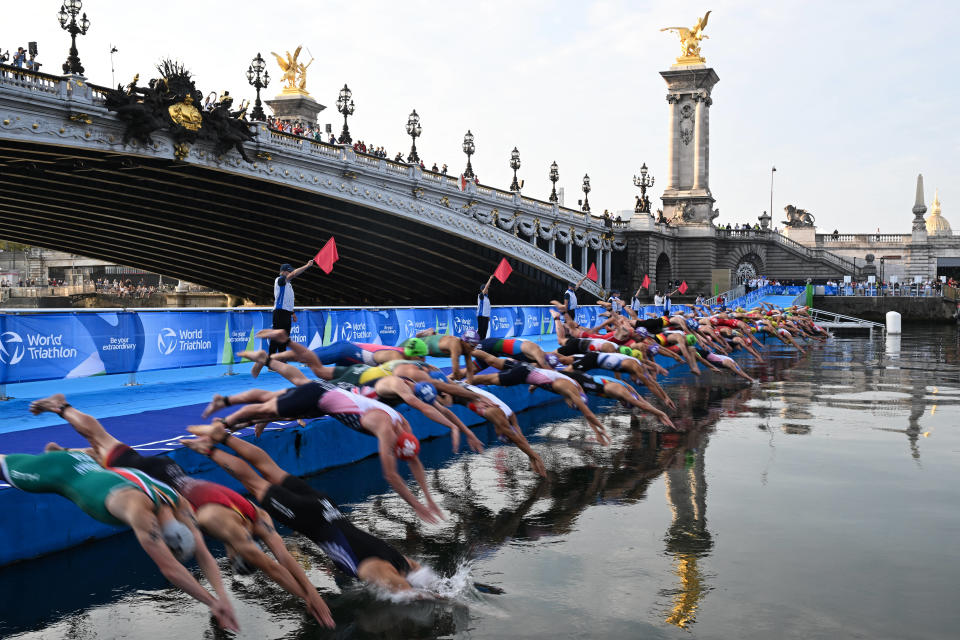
[270,259,313,354]
[478,259,512,338]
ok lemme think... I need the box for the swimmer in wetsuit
[405,330,478,380]
[237,346,484,454]
[477,336,552,370]
[181,423,422,593]
[560,370,676,429]
[0,428,239,631]
[198,380,444,523]
[29,393,334,627]
[468,350,610,444]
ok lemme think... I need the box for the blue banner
[0,306,601,384]
[488,307,515,338]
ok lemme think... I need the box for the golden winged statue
[271,46,314,94]
[661,10,711,64]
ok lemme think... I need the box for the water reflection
[3,330,959,639]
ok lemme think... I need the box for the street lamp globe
[509,147,521,191]
[462,130,476,178]
[406,109,422,162]
[549,161,560,203]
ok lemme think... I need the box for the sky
[2,0,958,232]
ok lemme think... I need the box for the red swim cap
[394,432,420,460]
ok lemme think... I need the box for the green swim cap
[685,334,698,346]
[619,345,633,356]
[403,337,428,358]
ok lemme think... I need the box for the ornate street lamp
[581,173,591,213]
[58,0,90,75]
[245,53,270,122]
[462,130,475,179]
[406,110,422,163]
[509,147,521,192]
[336,84,355,144]
[548,161,559,203]
[633,162,655,215]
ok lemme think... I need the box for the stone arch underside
[0,140,592,306]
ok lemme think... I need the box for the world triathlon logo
[404,319,416,338]
[340,321,353,342]
[157,328,178,355]
[0,331,25,365]
[452,315,464,335]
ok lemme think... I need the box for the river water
[1,328,958,639]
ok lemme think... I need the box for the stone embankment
[813,296,957,323]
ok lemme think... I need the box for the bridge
[0,65,626,305]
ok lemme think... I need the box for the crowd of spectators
[824,278,947,297]
[266,119,457,175]
[719,222,780,234]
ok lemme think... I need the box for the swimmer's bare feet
[202,394,227,418]
[254,421,270,438]
[30,393,66,416]
[44,441,65,452]
[255,328,289,343]
[549,309,560,320]
[239,349,268,378]
[187,423,229,443]
[180,435,215,455]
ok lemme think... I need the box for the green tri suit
[1,450,179,526]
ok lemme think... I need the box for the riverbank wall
[813,296,956,323]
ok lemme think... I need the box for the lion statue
[783,204,815,227]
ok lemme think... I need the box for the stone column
[666,95,681,190]
[565,240,573,266]
[604,248,612,291]
[596,247,603,288]
[581,244,588,273]
[692,92,708,190]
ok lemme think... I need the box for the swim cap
[619,345,633,356]
[686,318,699,331]
[162,520,196,563]
[428,369,448,382]
[394,432,421,460]
[736,307,744,312]
[545,353,561,369]
[635,327,649,339]
[460,329,480,346]
[403,337,428,358]
[732,330,742,337]
[414,382,438,404]
[630,349,643,360]
[685,334,698,346]
[648,344,660,355]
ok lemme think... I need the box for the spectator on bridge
[13,47,26,68]
[441,164,448,175]
[271,261,313,355]
[832,229,839,239]
[328,134,336,144]
[431,163,439,172]
[394,152,404,163]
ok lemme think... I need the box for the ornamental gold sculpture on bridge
[661,10,711,65]
[271,46,314,95]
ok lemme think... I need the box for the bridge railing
[818,233,911,244]
[704,284,745,306]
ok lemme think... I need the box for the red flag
[678,280,688,294]
[459,174,467,191]
[586,262,598,282]
[493,258,513,284]
[313,236,339,274]
[641,274,651,289]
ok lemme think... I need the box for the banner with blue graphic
[0,306,601,384]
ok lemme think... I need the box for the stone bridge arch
[720,245,766,282]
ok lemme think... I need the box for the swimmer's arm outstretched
[126,506,238,631]
[177,502,235,626]
[253,516,336,627]
[378,441,442,524]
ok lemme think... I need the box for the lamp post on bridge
[581,174,591,213]
[58,0,90,75]
[549,161,559,203]
[245,53,270,122]
[509,147,521,192]
[406,110,422,163]
[462,130,475,179]
[633,162,655,215]
[336,84,355,144]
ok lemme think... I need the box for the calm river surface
[1,328,958,639]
